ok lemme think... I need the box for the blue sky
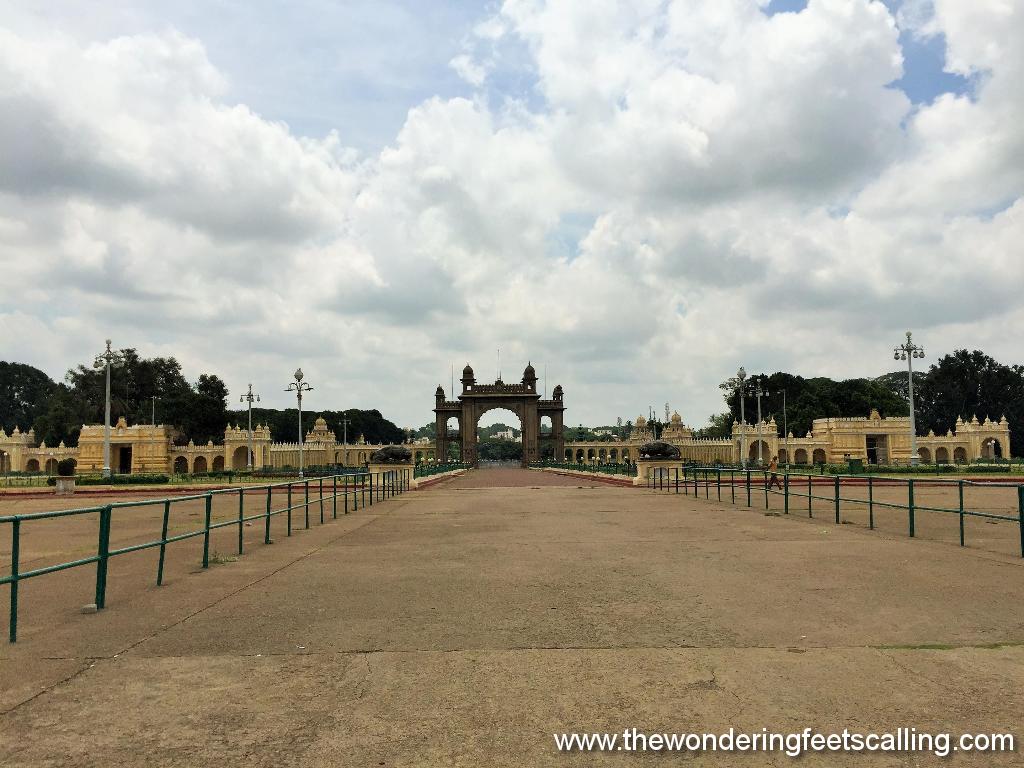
[1,0,1021,430]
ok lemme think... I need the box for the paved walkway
[2,468,1023,766]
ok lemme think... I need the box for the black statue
[638,440,681,460]
[369,445,413,463]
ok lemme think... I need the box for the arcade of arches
[564,410,1012,466]
[0,416,414,475]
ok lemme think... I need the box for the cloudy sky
[1,0,1021,432]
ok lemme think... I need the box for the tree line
[0,351,405,447]
[702,349,1021,456]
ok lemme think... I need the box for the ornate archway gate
[434,362,565,467]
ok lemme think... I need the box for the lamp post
[893,331,925,466]
[285,369,313,478]
[150,395,160,426]
[93,339,126,479]
[781,389,789,469]
[341,416,352,467]
[240,384,260,471]
[736,367,747,469]
[754,378,770,467]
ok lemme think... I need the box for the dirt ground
[2,468,1024,766]
[669,474,1024,558]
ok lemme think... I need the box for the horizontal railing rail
[645,465,1024,559]
[529,460,637,476]
[1,469,411,643]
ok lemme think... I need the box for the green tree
[719,372,908,438]
[695,412,733,439]
[0,361,56,433]
[915,350,1024,455]
[32,384,90,446]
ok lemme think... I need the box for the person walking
[767,455,782,490]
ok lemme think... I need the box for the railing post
[264,486,272,544]
[287,483,293,536]
[304,480,310,529]
[333,476,338,519]
[1017,486,1024,559]
[730,470,735,504]
[783,474,789,515]
[868,475,874,530]
[369,473,374,506]
[958,480,965,547]
[908,479,915,538]
[834,476,840,524]
[808,474,813,518]
[344,475,350,514]
[9,519,20,642]
[95,505,112,608]
[238,488,244,555]
[764,471,769,509]
[319,477,325,524]
[202,494,212,568]
[745,471,751,507]
[157,499,171,585]
[717,470,722,501]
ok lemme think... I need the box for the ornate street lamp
[151,395,160,426]
[736,367,748,469]
[781,389,789,469]
[93,339,126,478]
[893,331,925,466]
[285,369,314,478]
[341,416,352,467]
[754,378,770,466]
[240,384,261,471]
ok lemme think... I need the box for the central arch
[433,361,565,467]
[477,407,523,465]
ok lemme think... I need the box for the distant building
[563,409,1011,465]
[0,415,426,475]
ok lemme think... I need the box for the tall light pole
[151,395,160,426]
[93,339,125,478]
[754,378,770,466]
[894,331,925,466]
[341,416,352,467]
[736,367,748,469]
[240,383,260,471]
[285,369,313,478]
[782,389,789,469]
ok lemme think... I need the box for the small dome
[670,411,682,424]
[314,416,328,428]
[636,415,646,426]
[524,361,536,377]
[435,385,444,395]
[463,364,474,376]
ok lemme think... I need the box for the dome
[524,361,536,377]
[670,411,682,424]
[636,415,646,426]
[463,363,474,376]
[314,416,328,428]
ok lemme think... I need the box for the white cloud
[0,0,1022,431]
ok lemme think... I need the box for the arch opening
[476,408,523,465]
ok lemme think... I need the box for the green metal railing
[647,465,1024,558]
[530,460,637,476]
[1,469,411,643]
[414,461,467,478]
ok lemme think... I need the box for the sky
[1,0,1021,432]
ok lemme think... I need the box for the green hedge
[46,473,170,486]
